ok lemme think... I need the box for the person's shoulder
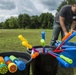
[62,5,71,9]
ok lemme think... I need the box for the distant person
[50,3,76,46]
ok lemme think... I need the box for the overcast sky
[0,0,63,22]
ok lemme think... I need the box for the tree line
[0,13,54,29]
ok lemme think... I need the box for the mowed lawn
[0,29,76,52]
[0,29,53,52]
[0,29,76,75]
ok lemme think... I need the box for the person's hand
[64,32,68,36]
[70,29,76,32]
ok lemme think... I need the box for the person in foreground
[50,3,76,46]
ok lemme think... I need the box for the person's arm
[59,16,68,35]
[70,21,76,32]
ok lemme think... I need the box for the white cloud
[0,0,63,22]
[31,0,63,15]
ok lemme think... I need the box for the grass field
[0,29,75,52]
[0,29,55,52]
[0,29,76,75]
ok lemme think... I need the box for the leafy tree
[39,13,45,26]
[0,22,3,29]
[39,12,54,29]
[57,1,67,12]
[18,14,23,28]
[67,0,76,4]
[22,14,31,29]
[2,19,9,29]
[30,15,40,29]
[1,12,54,29]
[7,17,18,29]
[57,0,76,12]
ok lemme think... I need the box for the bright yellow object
[22,41,32,49]
[18,35,28,43]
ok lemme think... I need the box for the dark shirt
[55,5,76,25]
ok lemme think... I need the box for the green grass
[0,29,75,52]
[0,29,76,75]
[0,29,53,52]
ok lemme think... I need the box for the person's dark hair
[72,2,76,5]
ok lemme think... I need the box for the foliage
[39,13,54,29]
[57,1,67,12]
[57,0,76,12]
[0,13,54,29]
[30,15,40,29]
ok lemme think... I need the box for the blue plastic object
[55,41,76,49]
[9,55,26,71]
[4,56,11,62]
[48,51,70,67]
[59,51,76,67]
[41,31,45,40]
[55,32,76,67]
